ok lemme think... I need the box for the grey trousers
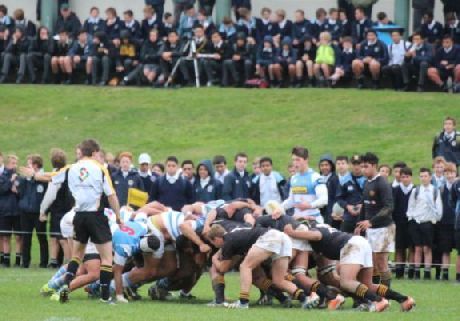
[2,53,27,80]
[222,59,253,86]
[402,61,428,86]
[92,56,111,84]
[27,52,51,82]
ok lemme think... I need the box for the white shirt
[214,169,229,184]
[166,172,180,184]
[400,183,413,195]
[259,172,282,207]
[406,184,443,223]
[0,165,4,175]
[139,170,151,178]
[388,41,411,65]
[200,177,210,189]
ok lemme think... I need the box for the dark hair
[51,148,67,169]
[316,8,327,18]
[420,167,432,175]
[80,139,100,157]
[445,12,456,21]
[412,31,423,39]
[445,116,456,126]
[259,157,273,166]
[400,167,413,176]
[194,24,204,30]
[329,8,338,15]
[152,162,164,173]
[90,6,99,13]
[213,155,227,165]
[350,154,362,164]
[124,10,133,17]
[28,154,44,169]
[234,152,248,161]
[185,4,194,11]
[342,36,353,43]
[0,5,8,15]
[443,34,453,42]
[78,29,87,36]
[355,6,365,15]
[361,152,379,165]
[168,29,178,36]
[13,8,24,21]
[105,7,117,16]
[291,146,308,159]
[378,164,392,175]
[181,159,194,167]
[166,156,178,164]
[423,11,434,19]
[393,161,407,169]
[164,12,172,19]
[336,156,349,163]
[377,12,387,21]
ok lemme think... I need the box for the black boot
[3,254,10,268]
[15,253,21,267]
[407,266,415,279]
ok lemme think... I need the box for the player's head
[140,234,161,253]
[208,224,226,248]
[361,152,379,178]
[291,146,309,172]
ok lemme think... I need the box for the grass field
[1,85,460,321]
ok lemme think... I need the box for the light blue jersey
[161,210,200,241]
[113,221,148,265]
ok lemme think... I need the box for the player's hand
[116,294,128,303]
[356,220,371,230]
[271,208,282,220]
[203,225,210,236]
[200,243,211,253]
[39,213,47,222]
[284,224,294,235]
[354,226,362,235]
[295,202,312,211]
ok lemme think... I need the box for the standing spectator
[312,8,327,41]
[141,5,163,41]
[213,155,229,184]
[412,0,435,32]
[427,35,460,92]
[441,0,460,21]
[222,152,251,201]
[338,0,374,23]
[196,9,216,39]
[173,0,196,27]
[193,160,222,202]
[451,173,460,282]
[323,8,342,43]
[145,0,165,22]
[391,161,408,188]
[432,116,460,168]
[27,26,54,84]
[235,8,258,41]
[152,163,165,176]
[383,30,410,91]
[104,7,123,47]
[444,13,460,45]
[318,154,339,227]
[402,32,433,92]
[138,153,157,193]
[292,9,312,49]
[91,31,114,86]
[13,9,36,39]
[0,26,29,84]
[111,152,144,206]
[17,155,48,268]
[55,3,81,39]
[339,8,352,37]
[406,168,443,280]
[432,156,446,189]
[352,29,388,89]
[181,160,196,185]
[250,157,286,207]
[149,156,193,211]
[36,0,68,22]
[351,7,373,45]
[232,0,252,20]
[420,11,443,47]
[199,0,216,16]
[0,154,21,267]
[178,4,198,39]
[0,4,14,33]
[356,152,394,286]
[121,10,142,44]
[83,7,106,37]
[274,9,293,41]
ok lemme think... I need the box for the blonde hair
[319,31,332,42]
[444,162,457,173]
[208,224,226,240]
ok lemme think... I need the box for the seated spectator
[0,5,14,33]
[420,11,443,47]
[323,8,342,43]
[27,26,54,84]
[374,12,394,27]
[122,10,142,44]
[275,36,297,87]
[235,8,257,41]
[141,5,163,41]
[196,8,217,39]
[160,30,184,85]
[383,30,411,90]
[257,7,279,40]
[218,16,235,43]
[135,28,164,87]
[313,31,339,87]
[0,25,10,56]
[339,8,352,38]
[329,36,355,86]
[352,29,389,89]
[0,26,29,84]
[178,4,198,39]
[162,12,175,39]
[67,30,92,84]
[427,35,460,92]
[444,12,460,45]
[83,7,106,37]
[104,7,122,47]
[255,36,278,85]
[222,32,254,87]
[50,29,73,84]
[274,9,292,41]
[55,3,81,39]
[295,35,316,87]
[115,30,139,84]
[402,32,433,92]
[312,8,327,41]
[202,31,232,86]
[91,31,114,86]
[180,25,208,86]
[199,0,216,17]
[351,7,373,46]
[13,9,36,38]
[292,9,312,49]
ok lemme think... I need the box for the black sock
[372,273,381,284]
[376,284,407,303]
[424,268,431,280]
[239,292,249,304]
[267,285,287,303]
[311,281,335,300]
[3,253,10,267]
[64,257,81,285]
[15,253,21,266]
[0,252,4,264]
[293,288,306,302]
[442,268,449,280]
[407,266,415,279]
[100,265,113,301]
[212,279,225,304]
[456,273,460,282]
[395,264,405,279]
[380,271,392,287]
[435,266,441,280]
[414,267,421,280]
[355,284,380,302]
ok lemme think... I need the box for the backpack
[245,78,269,88]
[414,185,440,202]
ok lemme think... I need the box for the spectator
[412,0,435,32]
[199,0,216,17]
[13,9,36,39]
[292,9,312,49]
[218,16,235,43]
[420,11,443,47]
[203,31,232,86]
[55,3,81,39]
[162,12,175,38]
[255,36,278,85]
[0,26,29,84]
[432,117,460,167]
[83,7,105,37]
[111,152,144,206]
[122,10,142,44]
[115,30,139,85]
[193,160,222,202]
[137,153,156,193]
[312,8,327,41]
[178,4,198,39]
[104,7,122,46]
[136,28,164,87]
[251,157,286,206]
[383,30,410,91]
[141,5,163,41]
[0,4,14,33]
[402,32,432,92]
[180,25,208,86]
[427,35,460,92]
[313,31,339,87]
[67,30,92,84]
[50,29,73,84]
[173,0,196,27]
[222,152,251,201]
[145,0,165,22]
[441,0,460,21]
[212,155,229,184]
[91,31,114,86]
[222,32,254,87]
[274,9,293,41]
[235,7,258,41]
[339,8,352,37]
[232,0,252,21]
[152,162,165,176]
[27,26,53,84]
[323,8,342,43]
[296,35,317,87]
[181,160,196,185]
[318,154,339,227]
[351,6,373,45]
[329,36,355,86]
[444,12,460,45]
[160,30,184,84]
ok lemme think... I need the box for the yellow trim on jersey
[291,186,308,194]
[49,164,72,177]
[88,159,115,194]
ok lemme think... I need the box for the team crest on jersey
[235,179,239,184]
[452,141,456,147]
[128,180,134,186]
[114,180,119,185]
[207,186,213,192]
[36,185,44,193]
[347,185,354,191]
[369,190,375,197]
[79,167,89,182]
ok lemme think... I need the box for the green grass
[0,85,459,174]
[1,85,460,320]
[1,268,460,321]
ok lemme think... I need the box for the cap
[138,153,152,165]
[350,154,362,165]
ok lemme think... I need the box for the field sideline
[0,85,459,321]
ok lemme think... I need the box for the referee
[58,139,121,303]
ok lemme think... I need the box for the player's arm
[103,168,122,224]
[212,250,232,273]
[284,224,322,241]
[369,180,394,227]
[108,194,122,224]
[39,181,62,222]
[243,213,255,226]
[311,182,328,209]
[179,221,211,253]
[203,209,217,235]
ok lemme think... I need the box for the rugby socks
[239,292,250,305]
[15,253,21,267]
[380,271,392,287]
[355,284,380,302]
[260,278,287,304]
[311,280,336,300]
[435,266,441,280]
[376,284,407,304]
[100,265,113,301]
[156,277,170,290]
[212,275,225,304]
[64,257,81,285]
[293,288,307,303]
[122,273,134,288]
[442,268,449,281]
[49,258,59,268]
[3,253,10,267]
